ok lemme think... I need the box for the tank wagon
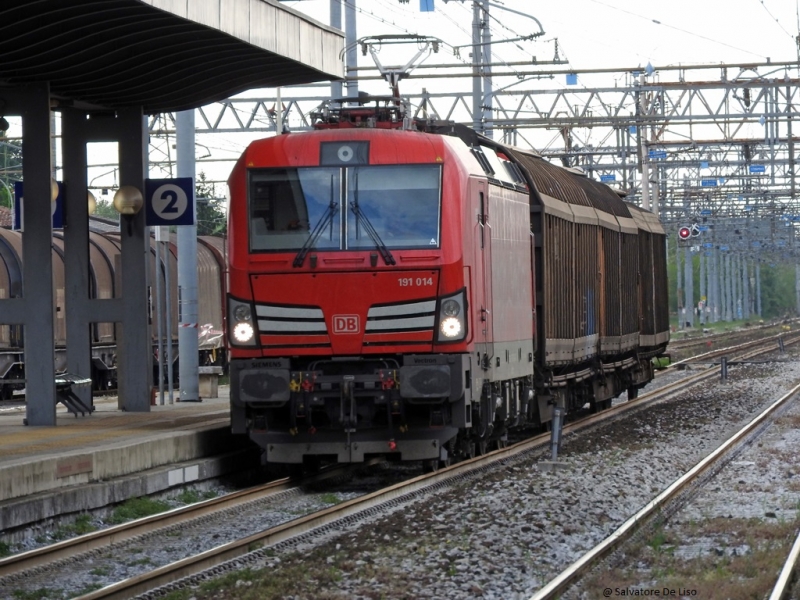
[0,229,227,399]
[225,98,669,469]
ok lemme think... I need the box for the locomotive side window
[346,165,441,249]
[249,168,341,252]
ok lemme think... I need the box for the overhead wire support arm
[441,0,546,40]
[451,33,544,54]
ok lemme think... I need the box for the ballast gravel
[216,349,800,600]
[4,345,798,600]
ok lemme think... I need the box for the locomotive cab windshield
[248,164,442,254]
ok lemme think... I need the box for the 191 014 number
[398,277,433,287]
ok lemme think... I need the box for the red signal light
[678,226,692,240]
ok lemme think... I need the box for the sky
[6,0,800,195]
[282,0,800,72]
[175,0,797,190]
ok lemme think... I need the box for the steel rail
[529,386,800,599]
[667,321,798,351]
[0,463,356,579]
[769,528,800,600]
[71,333,800,600]
[663,330,797,371]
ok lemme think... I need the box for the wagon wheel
[422,458,439,473]
[476,439,489,456]
[464,441,476,460]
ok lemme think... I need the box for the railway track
[665,319,798,357]
[0,464,362,585]
[36,331,792,600]
[661,329,795,372]
[1,331,794,599]
[770,529,800,600]
[530,380,800,599]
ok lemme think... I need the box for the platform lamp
[87,190,96,216]
[50,178,60,217]
[112,185,143,235]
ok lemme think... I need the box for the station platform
[0,386,252,535]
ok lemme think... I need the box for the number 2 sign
[144,177,195,226]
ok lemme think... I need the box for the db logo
[333,315,360,334]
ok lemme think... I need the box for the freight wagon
[0,227,227,399]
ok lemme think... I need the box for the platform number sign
[12,181,64,230]
[145,178,195,227]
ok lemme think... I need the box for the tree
[0,136,22,210]
[92,197,121,221]
[195,171,227,236]
[759,262,795,319]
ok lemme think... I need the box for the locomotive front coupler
[340,375,356,431]
[289,390,314,435]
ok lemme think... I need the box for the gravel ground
[165,346,800,600]
[2,338,796,600]
[576,370,800,600]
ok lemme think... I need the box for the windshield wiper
[293,197,338,268]
[293,201,338,267]
[350,173,395,266]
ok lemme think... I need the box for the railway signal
[678,224,701,240]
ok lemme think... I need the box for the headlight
[440,317,462,338]
[228,296,258,347]
[436,289,467,343]
[233,304,252,322]
[233,322,255,343]
[441,299,460,317]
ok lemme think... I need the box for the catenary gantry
[0,0,343,425]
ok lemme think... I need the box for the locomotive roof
[241,118,646,224]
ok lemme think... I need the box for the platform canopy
[0,0,344,113]
[0,0,343,426]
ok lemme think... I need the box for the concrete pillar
[21,83,57,425]
[733,253,740,320]
[117,108,152,411]
[710,248,719,323]
[711,250,716,320]
[684,246,693,327]
[177,110,199,402]
[796,264,800,316]
[699,250,706,325]
[61,109,93,409]
[330,0,343,99]
[714,248,725,322]
[726,254,733,321]
[743,257,750,320]
[675,239,683,328]
[481,1,493,139]
[756,262,762,316]
[472,0,482,133]
[344,0,357,98]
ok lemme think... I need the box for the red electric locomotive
[226,97,669,469]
